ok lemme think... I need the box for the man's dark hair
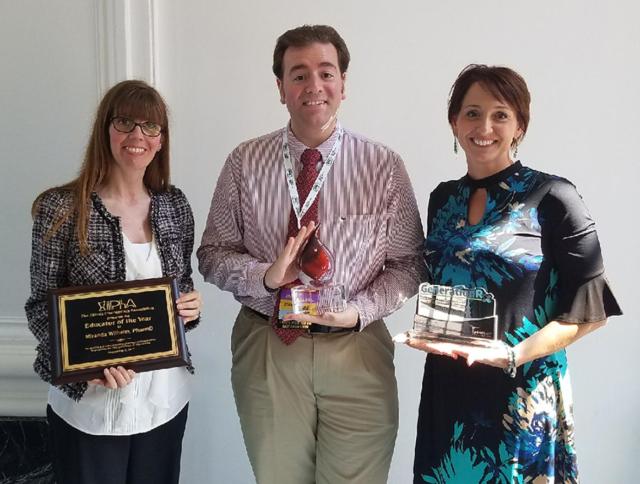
[273,25,350,79]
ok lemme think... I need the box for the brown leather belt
[244,306,355,334]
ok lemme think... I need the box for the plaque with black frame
[48,277,190,385]
[411,283,503,348]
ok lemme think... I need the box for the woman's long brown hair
[32,80,171,254]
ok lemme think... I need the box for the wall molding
[1,0,160,417]
[0,317,48,417]
[95,0,159,93]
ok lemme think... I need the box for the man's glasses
[111,116,162,137]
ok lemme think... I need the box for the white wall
[0,0,100,414]
[1,1,637,482]
[0,0,159,416]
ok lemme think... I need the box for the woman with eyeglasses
[25,80,201,484]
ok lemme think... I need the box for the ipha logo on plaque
[413,283,499,346]
[97,298,137,311]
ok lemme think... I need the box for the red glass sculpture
[298,225,334,285]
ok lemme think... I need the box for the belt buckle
[308,323,332,334]
[308,323,353,334]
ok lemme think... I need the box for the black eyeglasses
[111,116,162,137]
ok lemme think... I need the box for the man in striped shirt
[198,25,425,484]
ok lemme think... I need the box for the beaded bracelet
[503,345,517,378]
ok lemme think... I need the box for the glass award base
[290,284,347,315]
[412,314,503,348]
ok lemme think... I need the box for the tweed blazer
[25,186,199,401]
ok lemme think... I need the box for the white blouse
[48,233,191,435]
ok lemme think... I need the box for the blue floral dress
[414,162,621,483]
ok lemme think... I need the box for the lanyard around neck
[282,124,344,228]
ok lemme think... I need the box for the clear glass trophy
[280,225,347,329]
[404,282,503,348]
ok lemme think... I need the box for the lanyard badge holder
[277,126,347,329]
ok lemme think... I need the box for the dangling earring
[513,135,521,159]
[453,137,458,154]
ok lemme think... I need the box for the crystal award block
[411,283,500,347]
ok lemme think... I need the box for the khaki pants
[231,306,398,484]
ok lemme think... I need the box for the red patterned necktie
[272,148,323,344]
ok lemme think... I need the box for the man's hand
[264,222,315,290]
[283,304,359,329]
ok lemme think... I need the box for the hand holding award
[292,225,346,312]
[279,225,348,329]
[394,283,505,352]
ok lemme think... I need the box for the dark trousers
[47,403,188,484]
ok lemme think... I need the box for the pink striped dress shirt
[197,125,426,327]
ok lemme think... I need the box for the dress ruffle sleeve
[555,272,622,323]
[540,178,622,323]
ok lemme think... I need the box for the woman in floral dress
[407,65,622,483]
